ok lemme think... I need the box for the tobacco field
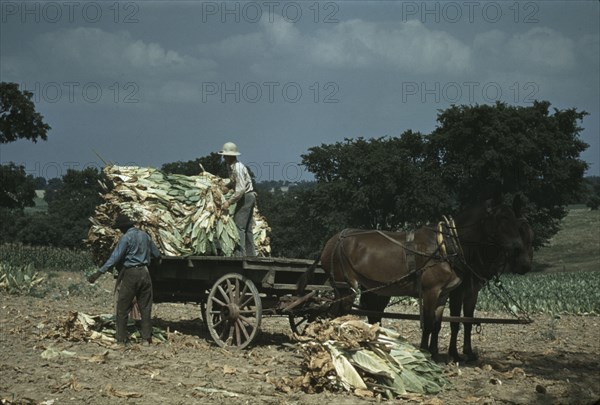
[1,208,598,404]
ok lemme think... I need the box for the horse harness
[331,216,465,297]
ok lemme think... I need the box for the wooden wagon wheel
[198,300,207,326]
[205,273,262,349]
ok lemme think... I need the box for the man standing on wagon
[218,141,257,257]
[87,214,161,345]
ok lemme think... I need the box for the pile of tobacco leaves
[87,165,271,263]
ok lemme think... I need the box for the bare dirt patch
[1,271,599,405]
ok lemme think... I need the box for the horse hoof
[431,353,447,363]
[463,352,479,362]
[449,353,462,363]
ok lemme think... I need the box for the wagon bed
[149,255,332,348]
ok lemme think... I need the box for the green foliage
[583,176,600,210]
[257,183,328,258]
[0,82,51,143]
[531,208,599,273]
[300,101,589,249]
[161,152,228,178]
[0,163,37,208]
[2,168,103,248]
[587,196,600,210]
[302,132,450,233]
[2,168,104,248]
[428,101,589,246]
[478,271,600,315]
[0,262,45,295]
[0,243,95,272]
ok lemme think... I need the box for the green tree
[0,163,36,209]
[1,82,51,211]
[44,168,104,247]
[427,101,589,245]
[1,82,50,143]
[14,213,62,246]
[301,132,449,234]
[161,153,227,177]
[257,183,328,258]
[584,176,600,210]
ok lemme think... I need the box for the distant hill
[533,208,600,273]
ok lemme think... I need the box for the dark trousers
[115,266,153,343]
[234,191,257,256]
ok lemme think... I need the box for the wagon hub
[223,303,240,321]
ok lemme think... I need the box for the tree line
[1,82,597,258]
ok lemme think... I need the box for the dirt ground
[1,271,599,405]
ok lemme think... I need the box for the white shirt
[228,161,253,204]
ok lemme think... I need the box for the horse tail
[297,257,319,296]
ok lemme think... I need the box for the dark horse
[446,213,534,361]
[297,195,532,360]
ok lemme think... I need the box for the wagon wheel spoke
[217,320,229,340]
[212,317,225,329]
[236,319,251,341]
[239,283,249,299]
[206,273,262,349]
[199,301,208,327]
[239,315,258,327]
[225,279,236,303]
[210,296,227,308]
[233,278,241,303]
[217,285,231,304]
[239,295,256,309]
[234,321,242,346]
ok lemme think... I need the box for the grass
[533,207,600,273]
[23,195,48,214]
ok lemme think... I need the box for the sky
[1,0,598,182]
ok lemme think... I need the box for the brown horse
[297,195,531,360]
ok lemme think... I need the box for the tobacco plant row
[477,271,600,315]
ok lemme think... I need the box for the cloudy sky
[1,1,598,182]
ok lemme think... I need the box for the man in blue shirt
[88,214,161,344]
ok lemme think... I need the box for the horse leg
[428,304,445,359]
[420,288,441,359]
[330,288,356,318]
[429,288,454,362]
[462,287,480,362]
[359,291,391,324]
[448,288,464,362]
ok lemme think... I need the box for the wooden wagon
[149,255,531,349]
